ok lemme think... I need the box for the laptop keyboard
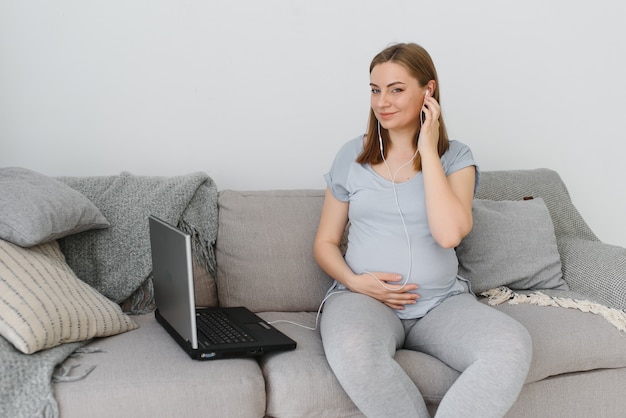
[196,311,257,345]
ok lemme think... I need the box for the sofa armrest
[558,236,626,310]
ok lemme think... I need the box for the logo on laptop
[200,352,216,359]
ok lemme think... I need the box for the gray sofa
[50,168,626,417]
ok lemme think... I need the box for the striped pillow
[0,239,137,354]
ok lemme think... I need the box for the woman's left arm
[421,159,475,248]
[418,95,475,248]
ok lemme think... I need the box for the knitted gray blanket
[0,336,85,418]
[0,172,218,418]
[58,171,218,305]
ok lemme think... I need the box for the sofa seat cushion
[256,312,362,417]
[507,367,626,418]
[484,294,626,383]
[54,314,265,418]
[403,296,626,386]
[259,298,626,417]
[258,311,457,416]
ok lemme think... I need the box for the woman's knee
[476,314,532,382]
[467,298,533,367]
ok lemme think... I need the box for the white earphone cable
[269,121,420,331]
[366,122,417,291]
[268,290,344,331]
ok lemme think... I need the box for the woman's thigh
[320,291,431,418]
[404,293,532,372]
[320,291,405,359]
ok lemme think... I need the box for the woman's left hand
[418,95,441,154]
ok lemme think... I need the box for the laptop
[148,215,297,360]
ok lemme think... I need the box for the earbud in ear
[425,89,430,97]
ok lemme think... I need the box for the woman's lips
[379,112,396,120]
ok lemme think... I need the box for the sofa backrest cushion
[476,168,597,242]
[216,190,334,312]
[214,169,597,313]
[456,197,568,293]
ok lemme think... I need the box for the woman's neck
[387,129,418,155]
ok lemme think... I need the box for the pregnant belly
[344,237,459,294]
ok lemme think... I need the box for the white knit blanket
[482,286,626,332]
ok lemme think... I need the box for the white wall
[1,0,625,247]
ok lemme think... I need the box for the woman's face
[370,61,428,134]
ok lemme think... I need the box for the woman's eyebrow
[369,81,406,88]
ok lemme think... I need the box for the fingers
[357,272,421,309]
[384,293,419,310]
[419,97,441,153]
[380,282,420,309]
[375,280,420,308]
[369,273,418,291]
[385,302,407,310]
[422,96,440,122]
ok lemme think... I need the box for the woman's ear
[426,80,436,96]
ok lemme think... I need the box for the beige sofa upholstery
[54,168,626,417]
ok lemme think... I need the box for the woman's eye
[371,89,380,94]
[392,88,403,93]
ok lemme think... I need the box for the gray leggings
[320,291,532,418]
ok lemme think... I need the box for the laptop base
[155,307,295,360]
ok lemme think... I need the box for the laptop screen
[149,215,199,349]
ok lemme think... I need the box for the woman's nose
[376,92,389,108]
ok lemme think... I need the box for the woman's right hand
[346,272,420,310]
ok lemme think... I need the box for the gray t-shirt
[324,136,480,319]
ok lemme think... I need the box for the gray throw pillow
[456,198,568,294]
[0,167,109,247]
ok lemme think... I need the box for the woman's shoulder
[446,139,472,154]
[441,139,477,172]
[342,135,366,153]
[443,139,474,161]
[334,135,366,160]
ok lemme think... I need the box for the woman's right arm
[313,188,420,310]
